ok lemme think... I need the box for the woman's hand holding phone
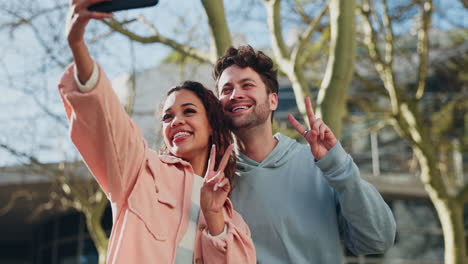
[66,0,113,85]
[88,0,159,13]
[66,0,114,47]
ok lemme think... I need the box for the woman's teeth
[174,131,191,139]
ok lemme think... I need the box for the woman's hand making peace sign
[288,97,337,161]
[200,144,234,235]
[201,144,234,214]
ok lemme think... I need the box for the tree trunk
[431,198,467,264]
[83,193,109,264]
[414,145,468,264]
[264,0,309,123]
[201,0,232,61]
[316,0,356,138]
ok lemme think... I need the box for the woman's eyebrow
[164,102,198,112]
[181,103,198,108]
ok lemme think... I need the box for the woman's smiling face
[162,89,213,161]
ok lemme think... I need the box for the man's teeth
[174,132,191,139]
[232,106,249,112]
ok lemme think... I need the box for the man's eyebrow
[222,78,256,87]
[239,78,256,83]
[222,81,233,87]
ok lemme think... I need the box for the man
[213,45,396,263]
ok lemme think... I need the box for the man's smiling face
[217,65,277,130]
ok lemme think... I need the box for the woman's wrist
[203,210,225,236]
[69,41,94,85]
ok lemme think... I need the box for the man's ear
[269,92,278,111]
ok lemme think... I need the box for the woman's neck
[188,150,209,177]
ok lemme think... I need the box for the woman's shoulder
[145,149,193,179]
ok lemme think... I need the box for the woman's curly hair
[159,81,237,188]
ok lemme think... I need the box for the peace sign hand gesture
[201,144,234,215]
[288,97,337,160]
[200,144,234,235]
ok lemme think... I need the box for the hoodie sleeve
[58,63,147,203]
[200,201,256,263]
[316,142,396,255]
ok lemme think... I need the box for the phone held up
[88,0,159,13]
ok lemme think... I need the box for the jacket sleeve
[316,142,396,255]
[200,203,256,263]
[58,63,147,203]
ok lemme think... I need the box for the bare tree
[0,143,109,264]
[356,0,468,263]
[0,3,138,261]
[101,0,355,137]
[0,1,354,260]
[3,0,465,262]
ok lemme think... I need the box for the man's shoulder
[272,133,315,166]
[275,133,310,152]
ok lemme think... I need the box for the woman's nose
[171,115,185,127]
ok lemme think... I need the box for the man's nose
[230,87,245,100]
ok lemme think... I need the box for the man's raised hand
[288,97,337,160]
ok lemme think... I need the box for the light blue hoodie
[230,133,396,264]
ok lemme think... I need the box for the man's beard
[227,97,270,130]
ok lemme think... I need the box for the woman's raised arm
[66,0,113,83]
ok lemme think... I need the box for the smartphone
[88,0,159,13]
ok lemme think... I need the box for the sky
[0,0,273,166]
[0,0,466,166]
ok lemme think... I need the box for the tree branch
[316,0,356,137]
[382,0,394,66]
[31,95,68,128]
[263,0,309,124]
[0,142,91,209]
[298,27,329,67]
[101,18,212,64]
[264,0,291,66]
[359,0,400,114]
[348,96,390,115]
[460,0,468,9]
[354,70,389,97]
[201,0,232,60]
[457,185,468,204]
[0,190,35,216]
[415,0,432,99]
[358,3,386,73]
[291,0,313,24]
[291,4,328,66]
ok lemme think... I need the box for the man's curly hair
[213,45,279,96]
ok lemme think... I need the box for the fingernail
[214,184,218,191]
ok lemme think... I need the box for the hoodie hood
[236,133,303,173]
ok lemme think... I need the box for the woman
[58,0,256,263]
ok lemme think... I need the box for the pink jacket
[58,64,256,264]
